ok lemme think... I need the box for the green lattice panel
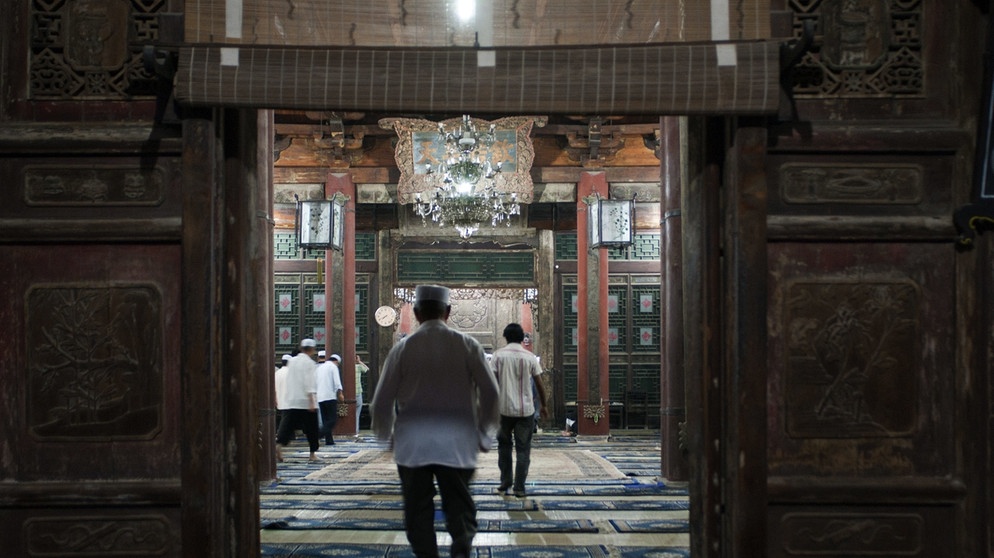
[274,231,325,260]
[609,364,628,402]
[555,233,578,261]
[631,234,661,260]
[606,245,629,260]
[631,284,661,353]
[355,232,376,261]
[397,251,533,284]
[302,283,327,345]
[561,283,578,354]
[354,283,369,353]
[274,231,297,260]
[607,286,628,350]
[606,233,662,261]
[562,363,578,403]
[631,364,661,407]
[274,278,300,348]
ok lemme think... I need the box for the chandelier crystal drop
[413,115,521,239]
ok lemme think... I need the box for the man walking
[354,353,369,438]
[316,352,344,446]
[371,285,499,558]
[491,323,548,498]
[276,339,320,462]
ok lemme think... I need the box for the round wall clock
[374,305,397,327]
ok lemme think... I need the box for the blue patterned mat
[615,547,691,558]
[261,518,598,533]
[260,497,687,512]
[608,519,690,533]
[260,498,539,511]
[262,482,687,497]
[262,543,612,557]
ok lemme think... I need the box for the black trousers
[397,464,476,558]
[497,414,535,492]
[275,408,319,453]
[318,399,338,443]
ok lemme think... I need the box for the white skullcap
[281,354,291,362]
[415,284,450,305]
[330,353,341,362]
[301,338,317,348]
[318,350,326,357]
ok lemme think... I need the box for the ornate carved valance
[380,115,543,204]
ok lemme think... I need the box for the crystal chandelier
[413,115,521,239]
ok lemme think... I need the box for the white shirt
[492,342,543,417]
[371,319,499,469]
[274,365,289,410]
[284,353,317,409]
[316,360,343,402]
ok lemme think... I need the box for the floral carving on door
[27,285,163,440]
[785,280,920,437]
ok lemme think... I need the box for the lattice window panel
[631,364,662,408]
[354,282,369,353]
[274,275,301,349]
[555,233,578,261]
[561,282,578,354]
[607,233,661,260]
[608,364,629,403]
[607,286,629,351]
[274,231,325,260]
[789,0,924,98]
[29,0,161,99]
[606,245,628,260]
[355,232,377,261]
[631,284,661,353]
[398,251,533,284]
[562,363,578,404]
[631,234,662,260]
[302,282,327,345]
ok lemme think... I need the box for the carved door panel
[759,3,985,556]
[0,151,187,556]
[447,290,523,351]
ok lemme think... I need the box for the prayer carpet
[262,543,611,558]
[301,447,627,483]
[609,519,691,533]
[261,517,599,533]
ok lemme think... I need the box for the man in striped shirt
[491,323,548,498]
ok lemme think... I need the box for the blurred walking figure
[276,339,320,462]
[491,323,548,498]
[371,285,499,558]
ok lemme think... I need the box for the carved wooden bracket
[313,117,367,165]
[562,117,625,166]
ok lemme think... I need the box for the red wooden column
[576,171,611,435]
[326,172,357,434]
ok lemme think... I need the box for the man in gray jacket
[371,285,499,558]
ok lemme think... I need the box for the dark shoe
[325,439,335,446]
[513,489,526,498]
[497,482,511,493]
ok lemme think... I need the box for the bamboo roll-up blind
[185,0,771,47]
[175,42,780,115]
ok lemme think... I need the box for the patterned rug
[302,447,627,483]
[261,433,691,558]
[260,497,688,512]
[262,543,613,558]
[609,519,691,533]
[261,517,599,533]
